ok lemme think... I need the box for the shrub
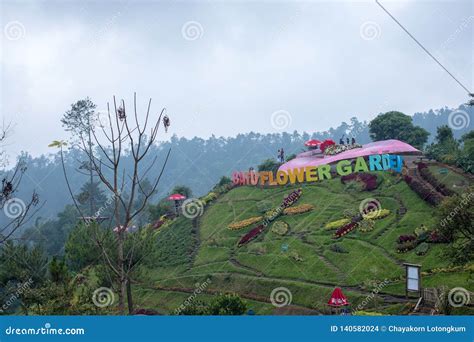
[325,218,350,230]
[415,242,430,256]
[283,204,314,215]
[271,221,289,236]
[201,192,218,205]
[228,216,263,230]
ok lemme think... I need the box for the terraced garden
[134,170,473,315]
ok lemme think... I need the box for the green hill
[134,168,473,315]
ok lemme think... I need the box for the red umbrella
[304,139,321,147]
[168,193,186,201]
[328,287,349,307]
[168,193,186,216]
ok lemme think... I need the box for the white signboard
[406,265,420,292]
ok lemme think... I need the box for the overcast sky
[1,0,472,161]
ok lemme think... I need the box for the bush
[415,242,430,256]
[207,293,247,315]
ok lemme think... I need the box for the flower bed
[341,173,378,191]
[238,224,265,246]
[282,188,303,208]
[334,222,358,238]
[271,221,289,235]
[283,204,314,215]
[398,235,417,243]
[403,175,442,206]
[362,208,390,220]
[228,216,263,230]
[324,143,362,156]
[325,218,350,230]
[397,240,418,253]
[417,163,455,196]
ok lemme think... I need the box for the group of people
[339,135,356,146]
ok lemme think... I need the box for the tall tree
[58,93,171,314]
[369,111,429,149]
[61,98,97,216]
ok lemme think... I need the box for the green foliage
[216,176,232,187]
[425,125,460,165]
[148,199,173,221]
[437,189,474,264]
[207,293,247,315]
[49,256,69,283]
[257,158,280,172]
[171,185,193,198]
[65,223,107,271]
[369,111,429,149]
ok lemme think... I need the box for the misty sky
[1,0,472,161]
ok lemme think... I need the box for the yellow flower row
[324,218,350,230]
[283,204,314,215]
[228,216,263,230]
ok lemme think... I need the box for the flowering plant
[334,222,357,238]
[228,216,263,230]
[238,224,265,246]
[283,204,314,215]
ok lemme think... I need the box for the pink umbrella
[168,193,186,216]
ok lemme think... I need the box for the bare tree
[0,123,40,244]
[56,93,171,314]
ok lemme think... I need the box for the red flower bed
[334,222,357,238]
[341,172,378,191]
[282,188,302,208]
[398,235,416,243]
[238,224,265,246]
[417,163,455,196]
[319,139,336,152]
[403,175,442,206]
